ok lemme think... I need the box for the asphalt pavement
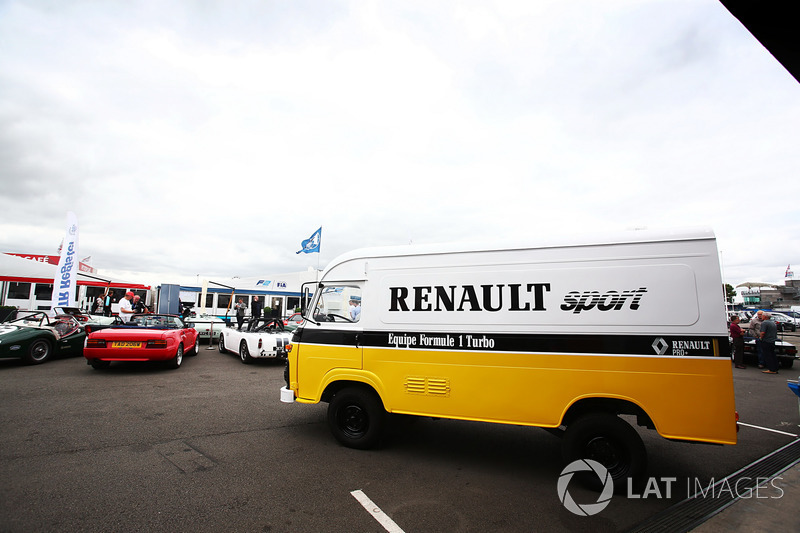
[1,333,799,532]
[691,331,800,533]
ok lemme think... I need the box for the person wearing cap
[349,296,361,322]
[119,291,135,322]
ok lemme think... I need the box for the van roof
[324,227,716,271]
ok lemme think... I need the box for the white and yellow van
[281,228,737,490]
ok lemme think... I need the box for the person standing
[249,296,263,331]
[119,291,135,322]
[730,316,745,369]
[349,297,361,322]
[760,312,780,374]
[91,296,102,315]
[748,310,765,368]
[234,298,246,331]
[103,291,113,317]
[271,301,284,331]
[132,295,148,314]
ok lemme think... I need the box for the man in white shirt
[349,297,361,322]
[119,291,135,322]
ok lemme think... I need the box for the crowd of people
[89,290,149,322]
[729,310,783,374]
[89,290,287,330]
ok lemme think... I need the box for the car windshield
[10,312,48,327]
[187,315,221,322]
[129,315,185,329]
[52,317,80,338]
[54,307,83,316]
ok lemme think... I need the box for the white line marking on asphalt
[738,422,798,437]
[351,490,406,533]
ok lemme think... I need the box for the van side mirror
[301,287,310,316]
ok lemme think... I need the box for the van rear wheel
[561,413,646,494]
[327,387,385,450]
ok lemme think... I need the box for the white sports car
[218,323,293,364]
[185,314,229,341]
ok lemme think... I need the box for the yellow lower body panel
[292,344,738,446]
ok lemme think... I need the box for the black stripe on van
[295,329,730,358]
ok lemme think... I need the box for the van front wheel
[327,387,385,450]
[561,413,646,494]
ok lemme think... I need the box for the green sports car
[0,312,87,365]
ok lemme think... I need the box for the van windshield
[312,285,362,323]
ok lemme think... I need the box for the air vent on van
[405,377,450,397]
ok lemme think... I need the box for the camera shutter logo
[557,459,614,516]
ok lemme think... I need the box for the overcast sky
[1,0,798,290]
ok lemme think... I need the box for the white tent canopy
[735,282,780,289]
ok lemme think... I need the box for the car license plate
[112,341,143,349]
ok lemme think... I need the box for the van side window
[315,286,362,323]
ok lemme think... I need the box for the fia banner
[50,212,79,310]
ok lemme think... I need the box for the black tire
[561,414,647,494]
[327,387,386,450]
[168,343,184,369]
[239,340,253,364]
[90,359,110,370]
[218,334,226,354]
[24,338,52,365]
[187,335,199,356]
[780,358,794,369]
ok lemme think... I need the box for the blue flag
[296,227,322,254]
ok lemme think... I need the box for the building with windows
[173,269,319,319]
[738,279,799,310]
[1,253,151,311]
[2,252,319,320]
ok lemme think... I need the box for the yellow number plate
[112,341,143,349]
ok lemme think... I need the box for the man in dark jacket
[760,313,779,374]
[270,301,284,331]
[249,296,263,331]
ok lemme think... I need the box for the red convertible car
[83,314,199,370]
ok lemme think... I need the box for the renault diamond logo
[652,337,669,355]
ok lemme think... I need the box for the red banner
[5,253,96,273]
